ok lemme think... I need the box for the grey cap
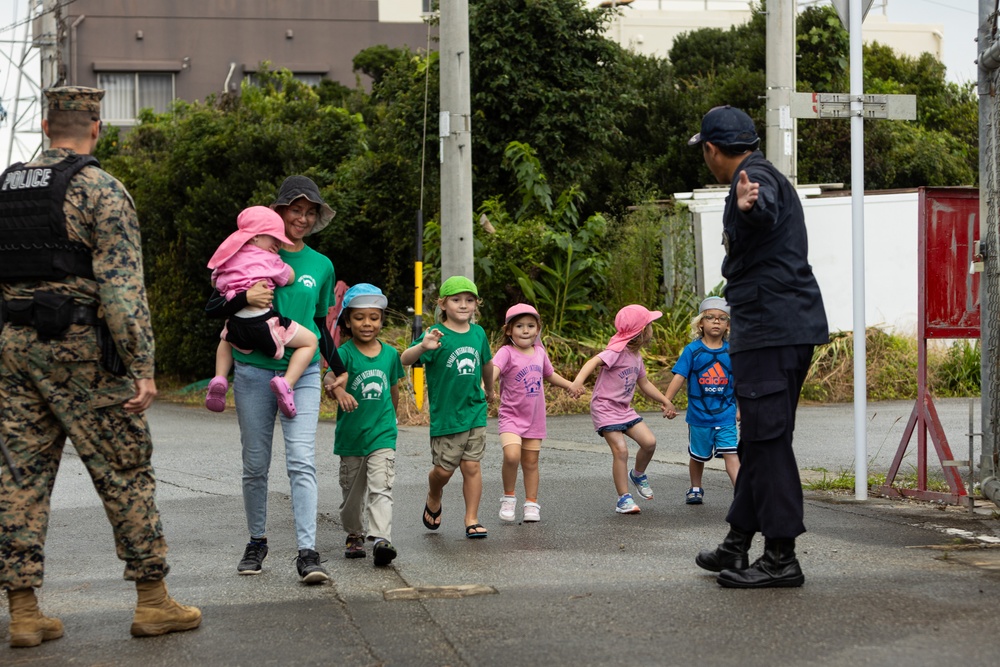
[699,296,730,315]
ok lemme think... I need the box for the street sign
[790,92,917,120]
[831,0,874,32]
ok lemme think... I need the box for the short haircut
[46,109,97,141]
[714,142,757,158]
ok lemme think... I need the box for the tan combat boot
[7,588,64,648]
[130,580,202,637]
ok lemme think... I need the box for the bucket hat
[607,304,663,352]
[439,275,479,298]
[207,206,292,270]
[699,296,730,315]
[270,175,336,235]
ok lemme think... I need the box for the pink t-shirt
[590,347,646,431]
[211,245,293,301]
[493,344,554,439]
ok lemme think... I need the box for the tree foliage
[96,0,978,381]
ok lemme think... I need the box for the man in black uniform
[689,106,829,588]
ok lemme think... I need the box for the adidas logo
[698,362,729,386]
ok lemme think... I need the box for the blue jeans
[234,361,321,551]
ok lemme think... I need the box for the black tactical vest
[0,153,100,282]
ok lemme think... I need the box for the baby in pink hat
[204,206,318,418]
[570,304,672,515]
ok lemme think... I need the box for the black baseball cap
[688,105,760,149]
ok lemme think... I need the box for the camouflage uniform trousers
[0,325,168,590]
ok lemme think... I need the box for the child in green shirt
[328,284,404,566]
[401,276,495,538]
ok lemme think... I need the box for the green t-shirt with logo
[411,322,493,437]
[334,339,404,457]
[232,244,335,370]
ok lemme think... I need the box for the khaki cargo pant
[338,448,395,542]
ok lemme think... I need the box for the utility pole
[765,0,796,182]
[39,0,60,90]
[438,0,474,282]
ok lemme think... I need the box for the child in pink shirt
[570,305,671,515]
[491,304,579,523]
[204,206,318,418]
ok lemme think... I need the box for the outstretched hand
[421,328,444,350]
[736,170,759,212]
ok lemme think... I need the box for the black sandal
[465,523,488,539]
[422,503,442,530]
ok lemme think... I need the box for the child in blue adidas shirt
[664,297,740,505]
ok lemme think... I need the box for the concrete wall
[603,4,943,64]
[679,189,920,334]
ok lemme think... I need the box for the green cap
[44,86,104,113]
[439,275,478,297]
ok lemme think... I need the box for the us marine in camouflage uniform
[0,86,201,648]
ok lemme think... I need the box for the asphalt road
[2,398,999,666]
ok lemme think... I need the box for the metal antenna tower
[1,0,47,164]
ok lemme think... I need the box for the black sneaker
[372,540,397,567]
[296,549,330,584]
[237,539,268,575]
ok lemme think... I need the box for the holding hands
[323,372,356,412]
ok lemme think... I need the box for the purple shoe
[269,376,297,418]
[205,376,228,412]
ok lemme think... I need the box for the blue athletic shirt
[671,339,737,427]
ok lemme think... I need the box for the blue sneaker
[629,469,654,500]
[686,487,704,505]
[616,493,641,514]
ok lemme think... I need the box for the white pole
[850,0,868,500]
[439,0,475,281]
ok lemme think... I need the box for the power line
[0,0,79,37]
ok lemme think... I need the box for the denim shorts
[597,416,643,436]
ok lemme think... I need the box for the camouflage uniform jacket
[0,148,155,379]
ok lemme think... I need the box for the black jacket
[721,151,829,353]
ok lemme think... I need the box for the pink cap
[207,206,293,269]
[505,303,540,323]
[606,304,663,352]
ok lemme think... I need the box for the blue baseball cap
[688,105,760,149]
[338,283,388,326]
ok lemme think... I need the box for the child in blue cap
[327,283,404,566]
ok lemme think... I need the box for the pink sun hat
[606,304,663,352]
[207,206,293,269]
[505,303,540,323]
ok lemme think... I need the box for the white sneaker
[523,501,540,522]
[499,495,517,522]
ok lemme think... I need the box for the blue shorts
[688,424,738,462]
[597,417,643,436]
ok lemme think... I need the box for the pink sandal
[205,376,228,412]
[269,376,297,418]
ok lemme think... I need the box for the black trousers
[726,344,814,539]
